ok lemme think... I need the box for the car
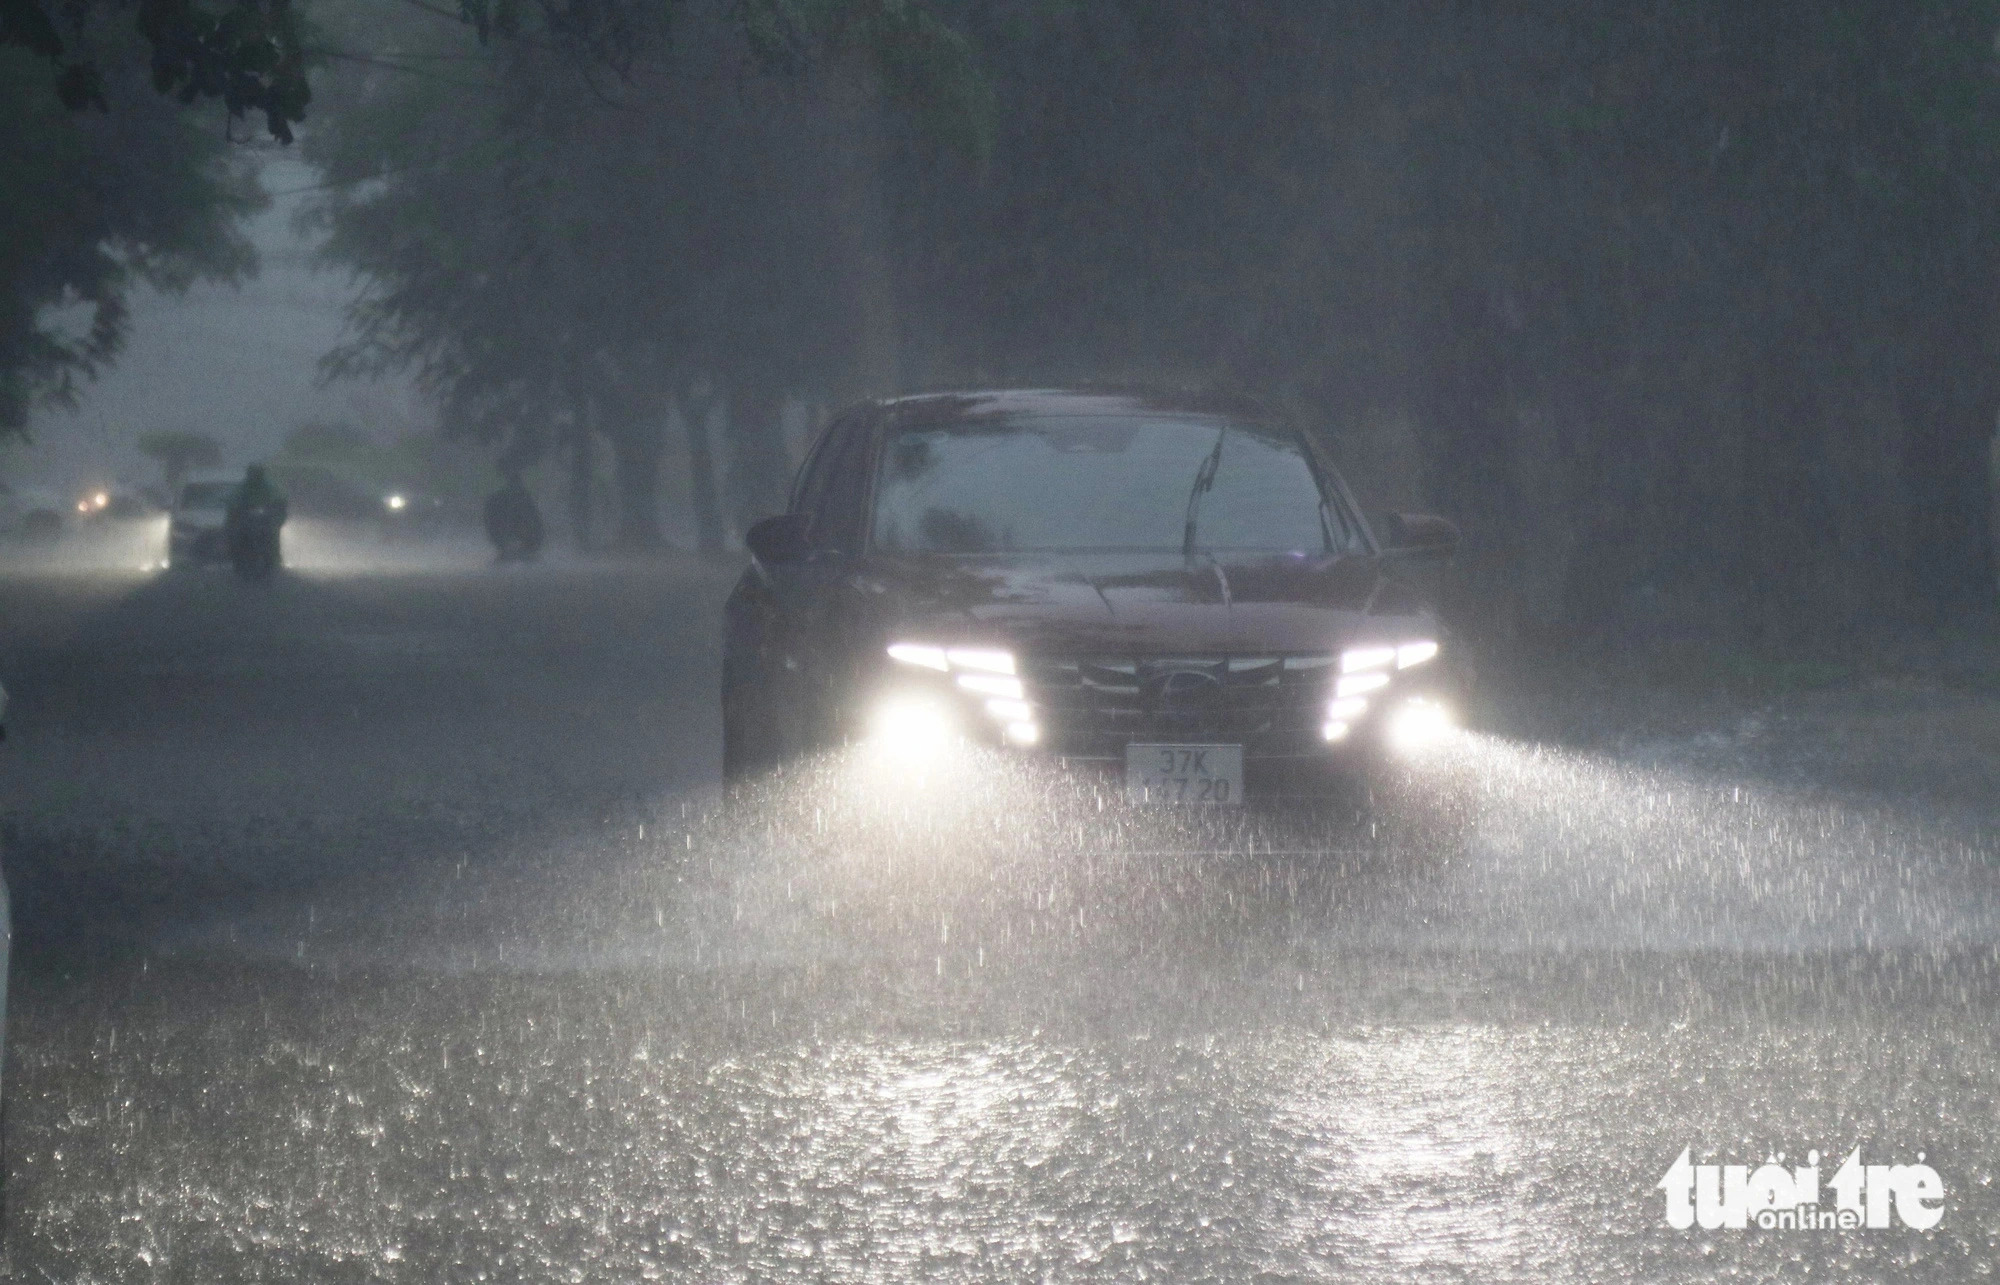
[722,388,1463,803]
[166,477,240,567]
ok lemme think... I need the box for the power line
[307,48,501,90]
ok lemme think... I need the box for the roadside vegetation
[3,0,1996,648]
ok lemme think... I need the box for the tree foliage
[888,0,2000,636]
[3,0,310,139]
[0,24,262,436]
[307,0,985,548]
[301,0,1997,627]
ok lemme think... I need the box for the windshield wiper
[1181,427,1228,557]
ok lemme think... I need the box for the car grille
[1020,653,1338,759]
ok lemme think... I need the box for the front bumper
[169,524,227,563]
[869,649,1455,766]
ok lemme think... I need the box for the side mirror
[1381,512,1459,560]
[744,513,812,565]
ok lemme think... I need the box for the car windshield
[178,482,236,511]
[871,414,1356,555]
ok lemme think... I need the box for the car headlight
[1336,672,1390,698]
[868,694,959,755]
[1340,638,1438,674]
[1330,639,1442,741]
[1386,698,1455,752]
[888,640,1037,745]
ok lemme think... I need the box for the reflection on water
[7,553,1999,1281]
[15,980,1997,1282]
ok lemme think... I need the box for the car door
[789,407,884,745]
[746,407,878,751]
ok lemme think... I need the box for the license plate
[1125,743,1243,805]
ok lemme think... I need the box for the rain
[3,2,2000,1281]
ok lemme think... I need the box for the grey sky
[5,151,424,494]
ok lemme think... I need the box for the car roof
[875,386,1275,425]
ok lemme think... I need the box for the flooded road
[0,535,1994,1281]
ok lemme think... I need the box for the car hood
[867,551,1430,654]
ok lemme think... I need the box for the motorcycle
[226,503,283,580]
[483,484,545,563]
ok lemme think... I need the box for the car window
[792,412,866,524]
[870,414,1352,555]
[801,413,877,554]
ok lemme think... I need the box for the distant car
[166,478,239,567]
[723,388,1464,803]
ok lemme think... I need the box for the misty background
[6,0,2000,650]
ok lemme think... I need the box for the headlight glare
[1387,698,1454,752]
[1336,672,1390,699]
[946,648,1015,675]
[957,674,1024,700]
[1004,721,1040,746]
[887,642,950,671]
[869,695,957,754]
[1396,640,1439,669]
[1340,646,1397,673]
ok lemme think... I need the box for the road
[0,524,1994,1282]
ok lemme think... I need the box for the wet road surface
[0,529,1995,1281]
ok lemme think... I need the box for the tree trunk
[610,425,665,549]
[681,390,726,555]
[726,384,790,530]
[568,417,596,553]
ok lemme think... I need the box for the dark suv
[723,389,1461,802]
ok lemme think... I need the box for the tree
[0,24,262,436]
[2,0,309,139]
[887,0,2000,637]
[304,0,984,550]
[136,429,222,491]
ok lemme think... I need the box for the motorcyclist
[225,464,288,577]
[226,465,289,527]
[483,472,545,562]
